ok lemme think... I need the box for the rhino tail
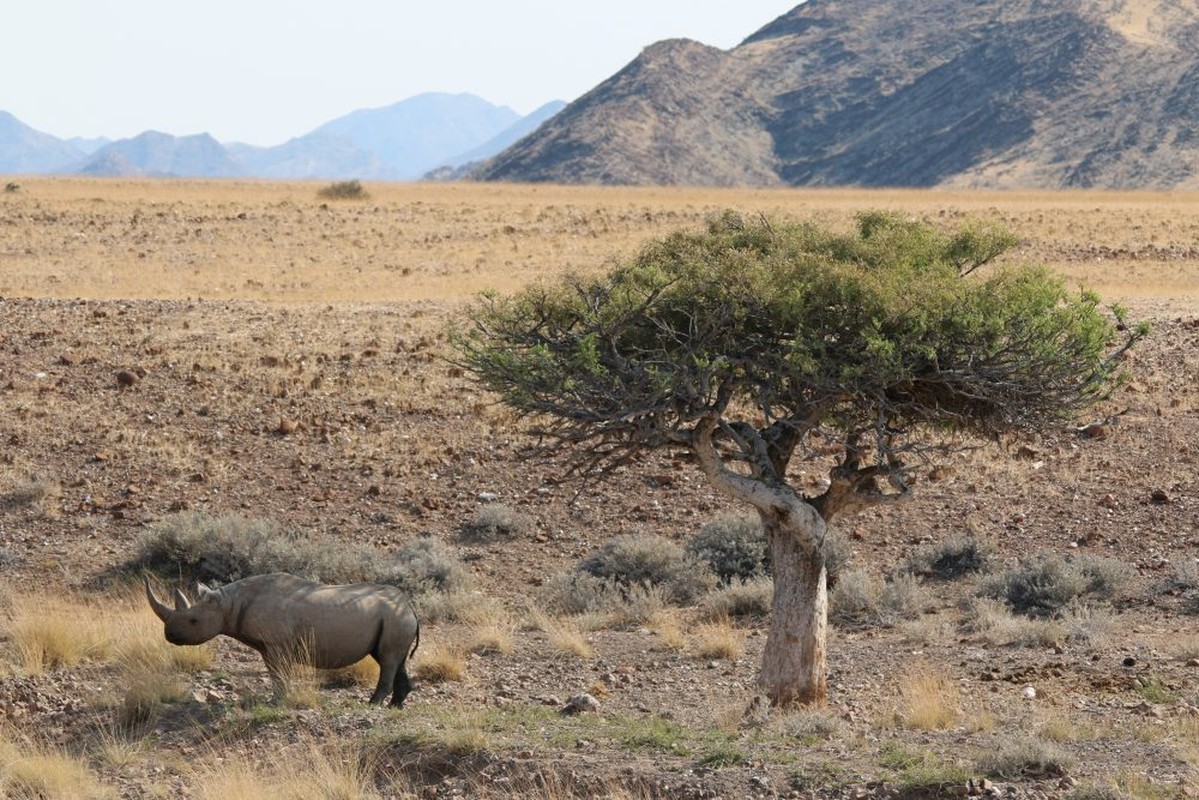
[407,619,420,662]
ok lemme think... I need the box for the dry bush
[579,534,717,605]
[897,663,959,730]
[0,473,61,517]
[461,503,534,543]
[773,707,845,742]
[417,589,502,625]
[974,735,1073,780]
[316,179,370,201]
[685,512,769,584]
[830,570,927,628]
[468,615,515,655]
[699,577,773,620]
[903,536,990,579]
[960,597,1064,647]
[324,657,380,692]
[980,553,1132,618]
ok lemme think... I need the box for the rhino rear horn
[145,578,173,622]
[172,588,191,611]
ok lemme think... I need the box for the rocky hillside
[474,0,1199,189]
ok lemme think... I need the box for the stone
[561,693,601,715]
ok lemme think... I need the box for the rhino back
[229,574,414,667]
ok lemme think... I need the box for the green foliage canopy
[456,211,1142,496]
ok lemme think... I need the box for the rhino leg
[370,662,398,705]
[390,664,413,708]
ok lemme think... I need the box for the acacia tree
[455,211,1144,706]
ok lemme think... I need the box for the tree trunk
[759,510,828,706]
[689,417,829,706]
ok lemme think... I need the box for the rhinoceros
[145,572,420,707]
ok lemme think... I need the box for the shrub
[461,503,534,543]
[699,578,773,620]
[980,553,1132,618]
[830,570,926,627]
[129,513,468,599]
[904,536,989,579]
[975,735,1072,780]
[686,512,769,584]
[686,514,851,587]
[382,536,470,597]
[316,179,368,200]
[580,534,716,605]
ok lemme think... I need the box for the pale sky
[4,1,799,146]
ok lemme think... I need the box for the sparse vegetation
[980,553,1132,617]
[974,735,1073,780]
[903,536,990,579]
[579,534,717,605]
[829,570,927,628]
[686,512,769,584]
[128,514,469,602]
[316,179,369,200]
[461,503,534,542]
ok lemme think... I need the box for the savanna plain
[2,178,1199,799]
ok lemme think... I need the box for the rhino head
[145,578,224,645]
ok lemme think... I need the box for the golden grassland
[2,177,1198,309]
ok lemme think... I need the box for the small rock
[1151,488,1171,505]
[277,418,299,435]
[115,369,140,388]
[477,492,499,502]
[561,693,600,715]
[1123,656,1138,668]
[1022,685,1037,700]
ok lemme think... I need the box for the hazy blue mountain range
[0,93,565,180]
[471,0,1199,189]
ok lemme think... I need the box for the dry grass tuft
[648,609,687,651]
[3,593,113,675]
[413,641,468,684]
[897,663,959,730]
[528,608,594,660]
[468,616,516,656]
[692,616,745,660]
[191,739,381,800]
[0,727,112,799]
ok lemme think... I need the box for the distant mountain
[80,131,243,177]
[67,136,111,156]
[0,93,562,180]
[308,92,524,179]
[0,111,84,173]
[440,101,567,169]
[226,133,392,180]
[473,0,1199,189]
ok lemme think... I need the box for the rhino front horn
[145,578,173,622]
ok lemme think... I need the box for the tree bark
[759,510,828,706]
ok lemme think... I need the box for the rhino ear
[197,583,217,601]
[172,588,191,611]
